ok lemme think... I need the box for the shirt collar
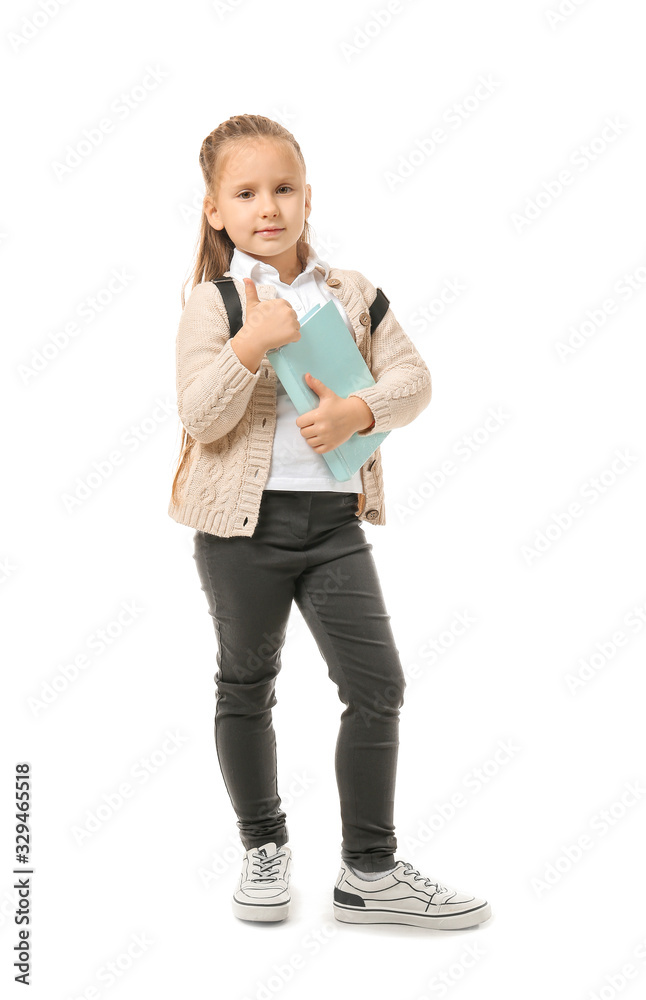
[224,244,330,284]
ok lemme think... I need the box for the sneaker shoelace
[400,862,447,894]
[249,848,287,883]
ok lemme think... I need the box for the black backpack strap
[369,287,389,335]
[212,275,389,339]
[211,277,243,338]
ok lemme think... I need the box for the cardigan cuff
[348,387,391,435]
[219,336,263,385]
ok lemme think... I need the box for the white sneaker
[333,859,491,930]
[232,842,292,922]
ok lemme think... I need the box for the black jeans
[192,489,406,872]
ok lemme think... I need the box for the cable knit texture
[168,266,432,537]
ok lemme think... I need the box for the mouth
[256,227,284,235]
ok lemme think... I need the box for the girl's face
[204,138,311,267]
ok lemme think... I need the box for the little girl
[168,114,491,931]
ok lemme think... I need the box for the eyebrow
[226,175,300,189]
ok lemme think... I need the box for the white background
[2,0,646,997]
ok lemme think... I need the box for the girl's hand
[295,373,375,453]
[240,278,301,352]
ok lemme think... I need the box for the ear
[203,195,224,232]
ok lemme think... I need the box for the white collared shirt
[224,245,363,493]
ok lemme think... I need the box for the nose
[259,195,279,216]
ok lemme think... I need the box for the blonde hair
[170,114,314,508]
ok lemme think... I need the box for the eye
[237,185,293,199]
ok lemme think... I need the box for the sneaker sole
[232,897,290,922]
[333,899,491,930]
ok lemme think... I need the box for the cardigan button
[327,277,341,287]
[359,311,370,326]
[366,509,378,520]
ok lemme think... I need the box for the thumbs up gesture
[240,278,301,352]
[242,275,261,312]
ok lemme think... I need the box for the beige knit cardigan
[168,265,432,537]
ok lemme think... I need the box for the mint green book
[265,299,390,482]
